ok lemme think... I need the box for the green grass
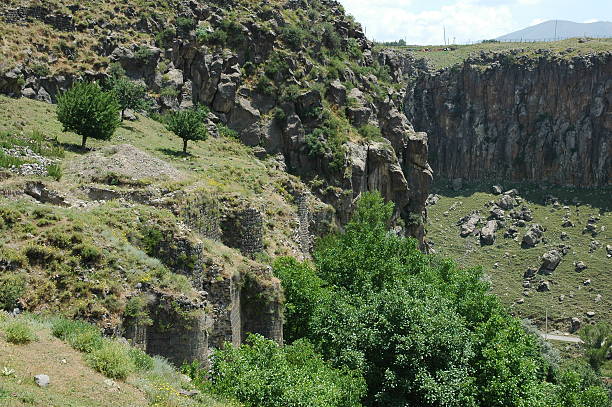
[0,313,238,406]
[3,320,37,344]
[427,180,611,329]
[0,95,310,258]
[378,38,612,70]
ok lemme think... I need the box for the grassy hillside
[0,312,236,407]
[378,37,612,70]
[0,94,309,333]
[427,180,611,330]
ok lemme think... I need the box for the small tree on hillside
[165,107,209,153]
[57,82,120,148]
[111,77,148,121]
[579,323,611,373]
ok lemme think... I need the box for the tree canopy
[165,107,209,153]
[273,191,610,407]
[57,82,120,148]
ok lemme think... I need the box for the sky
[338,0,612,45]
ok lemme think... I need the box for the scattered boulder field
[426,180,611,332]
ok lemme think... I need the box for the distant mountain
[496,20,612,41]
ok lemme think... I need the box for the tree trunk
[183,139,188,153]
[121,109,125,122]
[81,136,87,149]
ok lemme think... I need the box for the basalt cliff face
[405,52,611,187]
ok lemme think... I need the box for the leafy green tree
[579,323,611,373]
[57,82,120,148]
[202,334,365,407]
[110,77,147,121]
[275,192,611,407]
[272,257,329,343]
[165,107,209,153]
[552,367,610,407]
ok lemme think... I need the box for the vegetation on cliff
[274,192,610,407]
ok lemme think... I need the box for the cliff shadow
[431,178,611,213]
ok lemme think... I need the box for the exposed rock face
[0,0,432,249]
[406,52,612,187]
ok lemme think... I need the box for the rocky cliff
[405,51,611,187]
[0,0,433,367]
[0,0,432,246]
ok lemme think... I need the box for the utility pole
[554,20,558,40]
[443,25,446,45]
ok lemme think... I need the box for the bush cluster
[3,320,37,344]
[190,334,365,407]
[273,192,610,407]
[52,318,153,380]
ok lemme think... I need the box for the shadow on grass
[432,178,611,213]
[58,142,89,155]
[157,147,192,159]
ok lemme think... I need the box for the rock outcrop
[406,52,612,187]
[0,0,432,248]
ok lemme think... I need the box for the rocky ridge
[0,0,432,246]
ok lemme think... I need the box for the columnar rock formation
[406,52,611,187]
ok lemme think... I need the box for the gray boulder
[539,249,561,275]
[458,212,480,237]
[574,261,587,272]
[491,185,503,195]
[570,318,581,333]
[326,80,347,106]
[480,220,498,246]
[523,267,537,279]
[522,224,544,248]
[489,206,505,220]
[34,374,50,387]
[537,281,551,292]
[497,194,517,210]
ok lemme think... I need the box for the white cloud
[516,0,543,5]
[340,0,514,44]
[582,19,600,23]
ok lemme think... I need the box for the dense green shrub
[4,320,37,344]
[52,318,103,353]
[358,124,382,141]
[272,258,328,343]
[110,77,148,121]
[165,107,209,153]
[201,334,365,407]
[175,17,195,33]
[281,25,308,50]
[156,28,176,48]
[57,82,120,148]
[46,163,63,181]
[217,124,239,139]
[0,207,21,229]
[128,346,154,371]
[579,323,611,373]
[73,243,103,265]
[87,340,135,380]
[274,192,610,407]
[134,46,155,61]
[0,274,26,311]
